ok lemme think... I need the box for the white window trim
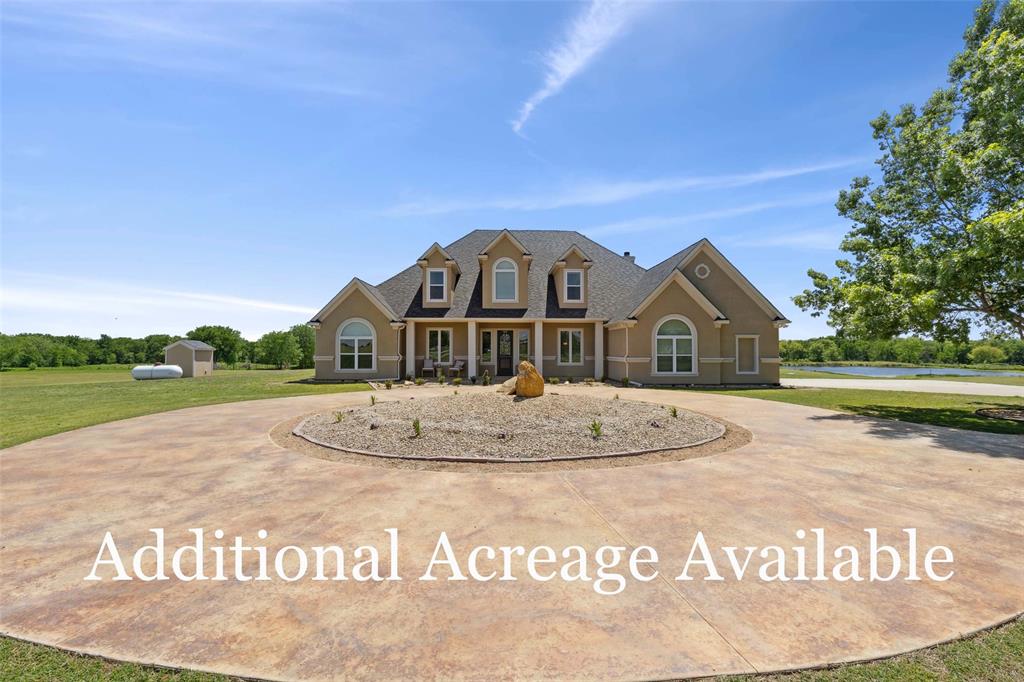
[426,268,447,303]
[563,269,584,303]
[735,334,760,374]
[479,329,494,364]
[426,327,454,365]
[336,317,376,372]
[557,327,584,366]
[492,257,519,303]
[651,314,698,376]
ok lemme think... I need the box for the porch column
[467,320,477,379]
[405,320,416,378]
[594,320,604,380]
[534,320,544,372]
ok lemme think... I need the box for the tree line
[781,336,1024,365]
[0,324,316,370]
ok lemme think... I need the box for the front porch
[403,320,605,381]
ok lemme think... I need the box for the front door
[497,330,514,375]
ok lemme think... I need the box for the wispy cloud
[2,273,315,316]
[724,225,848,250]
[0,3,390,98]
[384,158,860,216]
[512,0,644,135]
[583,191,838,237]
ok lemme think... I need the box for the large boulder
[514,360,545,398]
[498,377,517,393]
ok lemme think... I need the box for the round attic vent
[694,263,711,279]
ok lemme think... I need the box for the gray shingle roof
[166,339,216,351]
[605,241,703,321]
[374,229,666,321]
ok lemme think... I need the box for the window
[558,328,583,365]
[480,330,493,363]
[564,270,583,302]
[427,328,451,363]
[493,258,518,302]
[654,316,695,374]
[337,319,375,371]
[518,330,530,363]
[427,269,446,302]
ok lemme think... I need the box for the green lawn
[781,367,1024,385]
[0,366,370,449]
[3,618,1021,681]
[705,386,1024,435]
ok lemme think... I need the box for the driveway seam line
[558,473,759,675]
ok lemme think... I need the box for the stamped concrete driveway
[1,386,1022,681]
[782,377,1024,397]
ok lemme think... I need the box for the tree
[969,344,1008,363]
[256,331,301,369]
[185,325,245,366]
[795,0,1024,340]
[289,324,316,369]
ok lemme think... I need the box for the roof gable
[478,229,530,257]
[679,240,790,322]
[310,277,399,325]
[164,339,215,352]
[630,270,727,321]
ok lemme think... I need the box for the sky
[1,1,979,340]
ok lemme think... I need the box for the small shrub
[28,362,37,371]
[588,419,603,439]
[614,393,619,400]
[452,377,462,386]
[482,371,491,386]
[370,394,377,406]
[333,411,345,423]
[548,376,560,384]
[437,371,446,384]
[454,389,458,395]
[415,377,425,386]
[668,405,678,418]
[621,376,630,387]
[412,418,422,438]
[384,380,393,390]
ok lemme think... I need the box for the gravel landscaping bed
[295,393,725,460]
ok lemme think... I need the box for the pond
[790,365,1024,377]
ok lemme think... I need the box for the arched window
[337,318,375,371]
[493,258,518,302]
[653,316,696,375]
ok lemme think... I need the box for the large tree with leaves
[795,0,1024,339]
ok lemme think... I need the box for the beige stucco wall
[552,251,589,309]
[480,236,530,308]
[314,288,402,381]
[606,264,780,385]
[682,254,780,384]
[541,323,594,379]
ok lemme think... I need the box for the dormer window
[493,258,518,302]
[564,270,583,302]
[427,268,447,302]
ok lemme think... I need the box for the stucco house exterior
[309,230,789,385]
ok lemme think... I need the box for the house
[309,230,789,385]
[164,339,215,378]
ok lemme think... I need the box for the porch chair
[422,357,436,378]
[449,360,465,378]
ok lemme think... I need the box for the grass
[0,366,370,449]
[703,387,1024,435]
[781,367,1024,385]
[3,618,1021,681]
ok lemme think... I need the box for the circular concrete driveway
[2,386,1022,681]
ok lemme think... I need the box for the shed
[164,339,216,378]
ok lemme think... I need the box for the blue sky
[1,1,977,340]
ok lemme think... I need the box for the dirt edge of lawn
[2,615,1021,681]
